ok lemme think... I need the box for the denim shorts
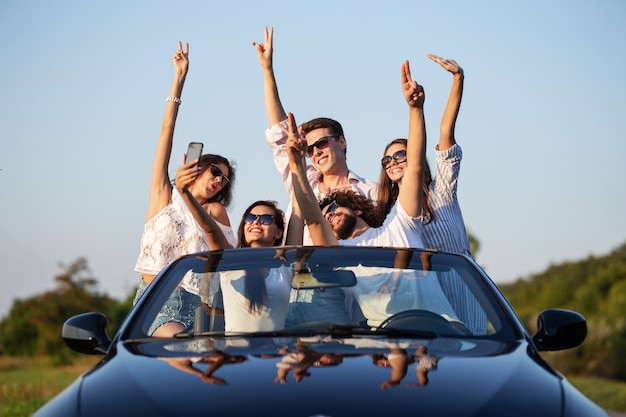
[132,278,149,306]
[148,288,202,335]
[285,288,351,327]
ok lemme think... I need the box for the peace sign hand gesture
[279,112,306,164]
[173,41,189,76]
[401,60,424,108]
[252,26,274,71]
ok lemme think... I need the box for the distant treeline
[499,240,626,381]
[0,258,133,364]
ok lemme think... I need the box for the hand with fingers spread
[426,53,463,76]
[401,60,424,108]
[420,53,484,334]
[427,52,463,151]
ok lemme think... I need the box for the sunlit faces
[321,200,357,240]
[306,136,338,158]
[304,128,345,171]
[382,143,407,182]
[322,200,339,221]
[243,213,275,225]
[244,205,283,247]
[209,164,230,185]
[194,162,230,198]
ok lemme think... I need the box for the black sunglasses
[244,213,276,225]
[322,200,339,220]
[381,149,407,169]
[306,135,338,158]
[210,164,230,184]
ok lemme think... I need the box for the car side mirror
[532,309,586,352]
[62,312,112,355]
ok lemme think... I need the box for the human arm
[160,358,204,378]
[397,60,426,218]
[201,354,229,385]
[207,202,231,227]
[381,348,410,390]
[274,366,290,384]
[145,41,189,223]
[281,113,338,246]
[427,54,463,151]
[256,27,317,196]
[175,158,232,250]
[284,192,304,245]
[253,26,287,127]
[379,249,413,295]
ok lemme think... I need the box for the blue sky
[1,0,625,319]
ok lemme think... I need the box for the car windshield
[127,246,517,340]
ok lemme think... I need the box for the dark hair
[237,200,286,314]
[375,139,434,224]
[300,117,347,156]
[198,154,236,208]
[319,190,383,228]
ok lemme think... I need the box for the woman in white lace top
[132,42,236,337]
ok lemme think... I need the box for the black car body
[35,246,607,417]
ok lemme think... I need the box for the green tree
[0,257,131,363]
[467,228,480,258]
[499,240,626,381]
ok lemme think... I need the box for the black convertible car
[35,246,607,416]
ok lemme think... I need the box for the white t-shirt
[340,201,423,248]
[207,266,292,333]
[342,265,458,328]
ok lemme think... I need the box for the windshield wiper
[177,323,436,339]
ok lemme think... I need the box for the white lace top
[134,188,236,276]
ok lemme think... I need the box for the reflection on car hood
[68,335,594,417]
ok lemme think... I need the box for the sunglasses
[306,135,338,158]
[381,149,407,169]
[322,200,339,220]
[210,164,230,184]
[243,213,276,225]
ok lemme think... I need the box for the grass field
[1,355,625,416]
[0,355,100,417]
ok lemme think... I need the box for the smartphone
[185,142,203,165]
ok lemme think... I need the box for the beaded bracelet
[166,96,182,104]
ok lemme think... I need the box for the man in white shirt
[283,59,426,249]
[280,59,433,328]
[253,27,377,245]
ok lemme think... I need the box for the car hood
[47,335,603,417]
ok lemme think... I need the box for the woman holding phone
[132,41,236,333]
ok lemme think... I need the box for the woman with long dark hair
[133,41,236,337]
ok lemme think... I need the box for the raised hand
[252,26,274,70]
[401,60,424,108]
[279,112,306,163]
[426,53,463,76]
[174,155,200,192]
[173,41,189,76]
